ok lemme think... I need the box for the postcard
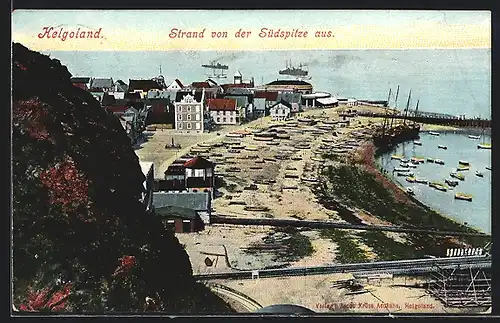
[11,9,492,316]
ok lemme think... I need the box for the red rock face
[12,43,233,313]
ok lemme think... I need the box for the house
[146,98,174,125]
[90,78,114,92]
[278,92,302,113]
[154,205,205,233]
[188,80,220,99]
[265,80,313,95]
[184,157,215,198]
[108,80,128,99]
[254,91,279,117]
[161,156,216,198]
[270,99,292,121]
[152,191,211,226]
[128,79,163,98]
[174,90,205,133]
[71,77,92,90]
[139,161,154,213]
[166,79,184,91]
[207,98,240,125]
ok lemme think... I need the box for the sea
[43,48,492,233]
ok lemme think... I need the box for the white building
[208,98,240,125]
[174,90,205,133]
[166,79,184,91]
[269,100,292,121]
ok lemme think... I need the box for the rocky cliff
[12,43,233,313]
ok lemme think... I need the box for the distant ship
[202,61,229,79]
[279,60,308,77]
[202,61,229,70]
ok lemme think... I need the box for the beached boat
[435,159,445,165]
[415,178,428,184]
[429,131,440,136]
[434,184,448,192]
[391,155,404,160]
[401,158,409,163]
[413,140,422,146]
[475,171,484,177]
[477,143,491,149]
[455,192,473,201]
[399,163,409,168]
[456,166,470,171]
[438,145,448,150]
[411,157,425,164]
[458,160,470,166]
[426,158,435,163]
[406,176,416,183]
[397,172,414,177]
[245,146,258,151]
[407,163,418,168]
[445,179,459,187]
[468,135,481,139]
[406,187,415,195]
[394,167,411,172]
[450,172,465,181]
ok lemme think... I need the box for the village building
[253,91,279,118]
[166,79,185,91]
[277,92,302,113]
[152,191,212,232]
[107,80,129,99]
[161,156,216,198]
[90,77,114,92]
[301,92,332,108]
[264,80,313,95]
[316,97,339,108]
[70,77,92,90]
[270,99,292,121]
[188,80,221,100]
[338,97,359,107]
[207,98,240,125]
[139,161,154,213]
[174,90,205,133]
[128,79,163,99]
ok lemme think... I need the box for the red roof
[183,157,215,169]
[254,91,279,101]
[221,83,252,89]
[207,98,237,111]
[73,83,88,90]
[191,82,211,88]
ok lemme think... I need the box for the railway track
[194,256,491,281]
[210,216,489,237]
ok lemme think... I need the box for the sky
[12,10,491,51]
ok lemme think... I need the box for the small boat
[475,171,484,177]
[458,160,470,166]
[455,192,473,201]
[445,179,459,187]
[486,166,491,171]
[429,131,440,136]
[391,155,404,160]
[397,172,414,177]
[434,184,448,192]
[411,157,425,164]
[450,172,465,181]
[438,145,448,150]
[415,178,428,184]
[399,163,409,168]
[413,140,422,146]
[435,159,445,165]
[477,143,491,149]
[401,158,410,163]
[394,167,411,172]
[406,187,415,195]
[426,158,435,163]
[407,163,418,168]
[406,176,416,183]
[468,135,480,139]
[456,166,470,171]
